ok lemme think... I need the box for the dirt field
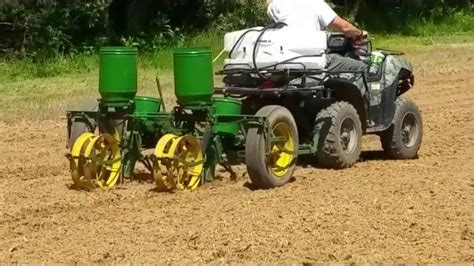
[1,44,473,263]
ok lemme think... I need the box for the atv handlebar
[327,32,372,59]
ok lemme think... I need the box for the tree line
[0,0,471,58]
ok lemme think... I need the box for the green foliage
[0,0,472,60]
[0,1,109,58]
[406,6,474,36]
[209,0,269,32]
[119,16,185,51]
[357,2,473,34]
[0,0,247,57]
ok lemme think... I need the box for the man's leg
[326,54,368,95]
[326,54,367,73]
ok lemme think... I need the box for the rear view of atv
[217,25,423,175]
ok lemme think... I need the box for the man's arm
[314,2,364,40]
[328,16,364,40]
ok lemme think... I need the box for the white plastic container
[224,26,328,70]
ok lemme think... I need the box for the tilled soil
[1,45,473,263]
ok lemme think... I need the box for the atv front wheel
[380,97,423,159]
[314,101,362,169]
[245,105,299,189]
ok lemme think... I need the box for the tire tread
[315,101,362,169]
[381,96,423,159]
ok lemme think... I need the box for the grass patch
[2,31,474,84]
[371,32,474,52]
[0,31,225,84]
[406,7,474,37]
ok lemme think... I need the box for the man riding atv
[218,0,421,180]
[266,0,367,73]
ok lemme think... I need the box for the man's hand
[355,30,368,41]
[353,31,370,56]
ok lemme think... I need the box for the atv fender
[324,77,368,132]
[367,56,415,133]
[384,56,413,87]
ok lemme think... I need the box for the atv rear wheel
[245,105,299,189]
[380,97,423,159]
[314,101,362,169]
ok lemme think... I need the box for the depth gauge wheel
[314,101,362,169]
[380,97,423,159]
[245,105,298,189]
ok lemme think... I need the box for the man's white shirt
[267,0,337,31]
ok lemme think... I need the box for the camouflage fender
[384,56,413,88]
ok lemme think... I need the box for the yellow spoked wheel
[153,134,179,191]
[153,134,204,192]
[268,122,295,177]
[70,132,95,189]
[171,135,204,191]
[68,132,121,190]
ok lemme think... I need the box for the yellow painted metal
[153,133,179,191]
[153,134,203,192]
[83,133,121,189]
[70,132,95,188]
[269,122,295,177]
[68,132,121,190]
[169,135,203,191]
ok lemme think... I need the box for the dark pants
[326,54,367,73]
[326,54,368,95]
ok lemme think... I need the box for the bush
[0,0,472,59]
[0,0,186,57]
[0,1,109,58]
[209,0,269,32]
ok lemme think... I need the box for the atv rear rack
[214,85,333,99]
[216,63,366,76]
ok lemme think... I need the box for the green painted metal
[212,97,242,136]
[67,46,271,188]
[203,136,221,182]
[99,47,138,103]
[134,96,161,114]
[174,48,214,107]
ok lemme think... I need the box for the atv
[215,24,423,170]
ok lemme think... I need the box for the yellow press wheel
[153,134,179,191]
[68,132,121,190]
[169,135,204,191]
[153,134,204,192]
[83,133,121,188]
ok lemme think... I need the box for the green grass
[372,32,474,51]
[0,31,227,121]
[407,7,474,36]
